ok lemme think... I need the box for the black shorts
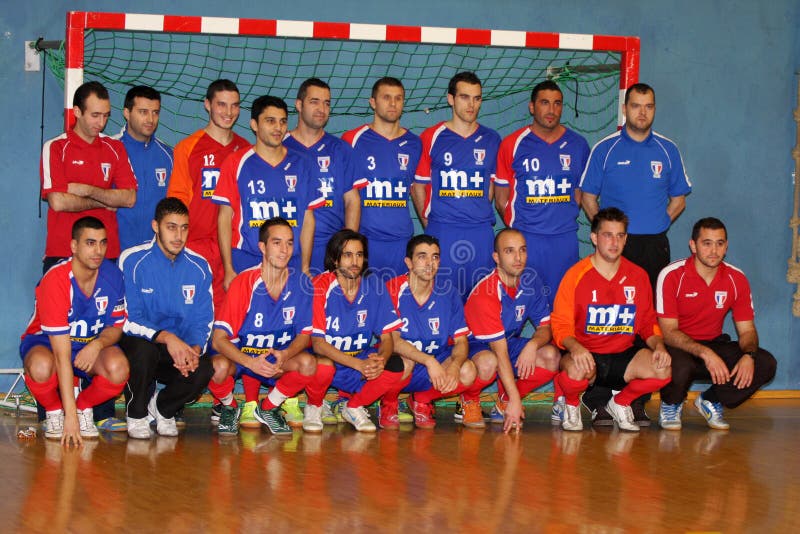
[591,346,641,390]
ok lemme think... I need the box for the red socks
[349,370,403,408]
[614,377,671,406]
[460,374,496,402]
[207,375,237,407]
[556,372,589,406]
[516,368,557,398]
[381,373,412,407]
[76,374,126,410]
[25,373,62,411]
[242,374,262,403]
[305,363,335,406]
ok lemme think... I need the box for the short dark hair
[371,77,404,99]
[251,95,288,122]
[691,217,727,241]
[531,80,562,102]
[154,197,189,223]
[205,79,239,102]
[72,216,105,240]
[405,234,440,259]
[447,72,481,96]
[493,228,525,253]
[324,229,369,274]
[73,81,109,112]
[297,77,330,101]
[624,83,655,105]
[591,207,629,233]
[124,85,161,111]
[259,217,293,244]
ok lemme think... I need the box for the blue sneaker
[95,417,127,432]
[551,396,566,425]
[489,400,506,424]
[694,394,729,430]
[658,402,683,430]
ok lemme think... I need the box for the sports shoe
[127,416,153,439]
[239,400,261,429]
[378,402,400,430]
[281,397,305,428]
[254,403,294,435]
[340,401,377,432]
[551,396,566,426]
[397,400,414,423]
[148,392,179,437]
[210,403,223,424]
[587,405,614,426]
[489,399,507,424]
[409,396,436,429]
[454,401,490,423]
[77,408,100,439]
[321,400,339,425]
[562,403,583,432]
[302,404,324,433]
[460,399,486,429]
[632,398,651,426]
[44,409,64,440]
[218,404,241,435]
[694,394,730,430]
[329,398,347,423]
[658,402,683,430]
[95,417,127,432]
[606,397,639,432]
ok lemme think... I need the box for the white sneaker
[551,396,566,425]
[303,403,324,433]
[606,397,639,432]
[694,394,730,430]
[148,392,179,437]
[340,401,376,432]
[77,408,99,439]
[561,403,583,432]
[44,409,64,440]
[658,402,683,430]
[127,416,153,439]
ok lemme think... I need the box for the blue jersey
[496,126,589,234]
[312,271,402,355]
[342,125,422,241]
[386,274,470,358]
[414,122,500,225]
[214,267,312,354]
[579,127,691,234]
[115,128,174,250]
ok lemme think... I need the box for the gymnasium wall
[1,1,798,388]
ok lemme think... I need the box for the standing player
[311,229,405,432]
[343,77,422,277]
[168,79,248,310]
[21,217,129,446]
[208,218,335,435]
[119,198,215,439]
[412,72,501,299]
[116,85,174,251]
[464,229,560,433]
[551,207,672,432]
[284,78,363,274]
[656,218,776,430]
[380,235,475,429]
[495,80,590,308]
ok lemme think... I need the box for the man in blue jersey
[116,85,174,251]
[412,72,501,300]
[343,77,422,278]
[284,78,363,274]
[579,83,692,426]
[119,197,215,439]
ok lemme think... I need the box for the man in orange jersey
[167,79,249,309]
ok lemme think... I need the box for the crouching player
[311,229,404,432]
[21,217,129,445]
[380,235,474,429]
[209,218,334,435]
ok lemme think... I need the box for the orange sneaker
[461,399,486,428]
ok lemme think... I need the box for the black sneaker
[591,405,615,426]
[631,399,651,427]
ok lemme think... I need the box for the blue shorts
[234,353,279,387]
[19,334,92,380]
[468,336,528,369]
[330,349,377,394]
[426,220,495,301]
[365,237,409,280]
[518,230,578,309]
[403,348,453,393]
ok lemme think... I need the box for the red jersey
[167,129,249,243]
[656,256,754,341]
[552,256,660,353]
[40,130,137,258]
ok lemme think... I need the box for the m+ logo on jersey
[201,167,220,198]
[585,304,636,335]
[651,161,663,179]
[249,200,298,226]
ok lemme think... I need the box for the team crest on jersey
[515,305,526,322]
[95,296,108,315]
[156,168,167,187]
[317,156,331,173]
[398,153,409,171]
[285,175,298,192]
[101,163,111,182]
[559,154,571,171]
[473,148,486,165]
[282,306,296,325]
[651,161,663,179]
[715,291,728,309]
[623,286,636,304]
[356,310,368,327]
[428,317,440,335]
[182,285,195,304]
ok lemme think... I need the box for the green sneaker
[397,400,414,424]
[281,397,304,428]
[218,404,241,436]
[330,398,347,423]
[239,400,261,429]
[320,400,339,425]
[255,404,293,435]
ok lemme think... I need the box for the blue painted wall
[0,1,798,388]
